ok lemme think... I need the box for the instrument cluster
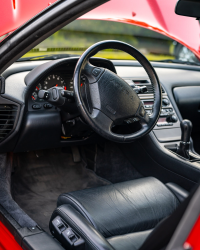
[31,74,86,102]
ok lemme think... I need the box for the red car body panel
[0,0,57,38]
[185,216,200,250]
[0,221,22,250]
[0,0,200,58]
[83,0,200,58]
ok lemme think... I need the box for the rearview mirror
[175,0,200,18]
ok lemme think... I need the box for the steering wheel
[73,40,162,142]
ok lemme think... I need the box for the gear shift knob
[177,119,192,159]
[180,119,192,143]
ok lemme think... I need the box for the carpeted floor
[13,148,110,233]
[94,142,143,183]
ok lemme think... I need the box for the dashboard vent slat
[0,105,18,142]
[125,79,165,94]
[138,85,165,94]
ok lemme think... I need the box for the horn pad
[96,69,141,122]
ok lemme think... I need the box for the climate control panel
[142,97,179,130]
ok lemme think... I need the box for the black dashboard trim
[0,76,5,94]
[15,111,62,152]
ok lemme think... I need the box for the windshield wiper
[156,59,200,66]
[16,53,79,62]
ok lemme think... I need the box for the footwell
[13,148,110,233]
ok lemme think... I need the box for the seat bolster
[107,230,152,250]
[57,194,98,229]
[166,183,189,202]
[50,204,114,250]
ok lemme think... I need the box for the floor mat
[13,148,110,234]
[83,141,143,183]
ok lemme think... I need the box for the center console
[144,96,181,143]
[124,78,181,142]
[124,78,200,164]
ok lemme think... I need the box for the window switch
[52,216,62,227]
[58,223,66,232]
[62,228,78,243]
[52,216,66,233]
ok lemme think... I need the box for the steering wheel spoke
[83,61,105,84]
[91,109,113,134]
[135,103,150,125]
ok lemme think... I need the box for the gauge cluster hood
[0,0,200,58]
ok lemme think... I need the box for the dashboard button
[32,104,41,109]
[44,103,53,109]
[92,68,101,77]
[162,99,170,106]
[166,115,178,123]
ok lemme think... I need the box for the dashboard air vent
[125,79,165,94]
[137,84,165,94]
[0,104,18,142]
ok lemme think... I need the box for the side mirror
[175,0,200,18]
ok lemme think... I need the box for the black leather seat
[51,177,187,250]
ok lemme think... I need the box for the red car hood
[0,0,200,58]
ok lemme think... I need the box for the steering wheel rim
[73,40,162,143]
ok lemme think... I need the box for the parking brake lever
[176,119,192,159]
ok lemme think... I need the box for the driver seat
[50,177,188,250]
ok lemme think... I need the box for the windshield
[21,19,199,64]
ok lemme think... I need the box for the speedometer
[44,74,66,90]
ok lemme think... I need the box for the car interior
[0,0,200,250]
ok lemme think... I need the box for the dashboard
[27,58,116,111]
[1,57,200,153]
